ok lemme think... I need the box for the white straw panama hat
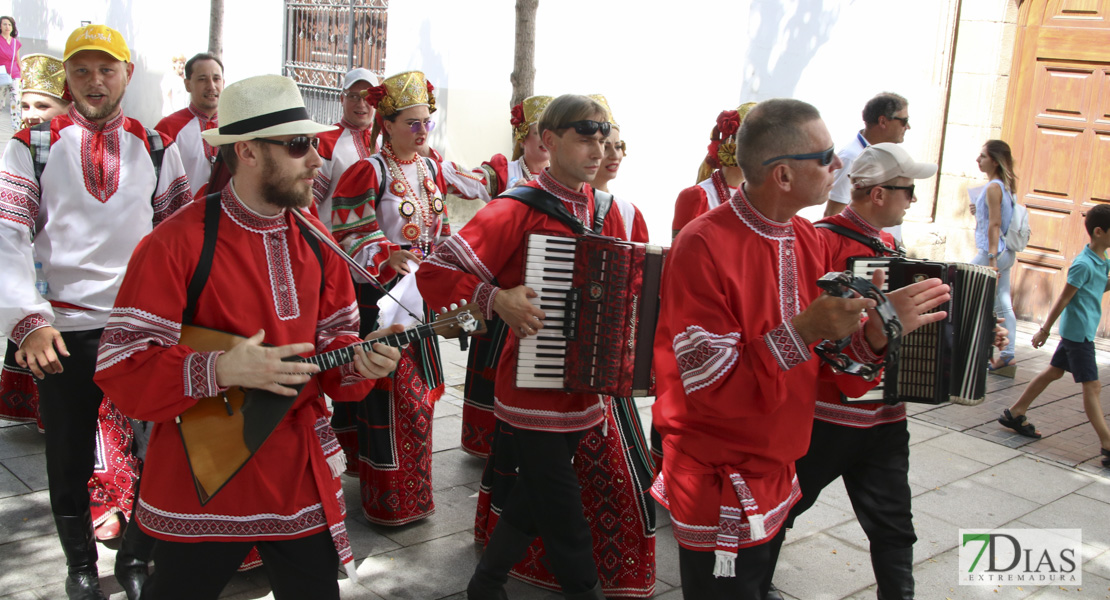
[202,75,337,146]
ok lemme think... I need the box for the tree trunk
[209,0,224,57]
[510,0,538,107]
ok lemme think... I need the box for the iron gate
[282,0,388,125]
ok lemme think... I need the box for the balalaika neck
[297,322,435,372]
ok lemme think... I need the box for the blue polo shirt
[1059,245,1110,343]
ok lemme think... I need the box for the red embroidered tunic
[416,170,632,432]
[94,186,374,566]
[0,105,192,345]
[813,207,906,428]
[651,188,880,569]
[314,120,376,230]
[155,104,218,198]
[671,170,734,238]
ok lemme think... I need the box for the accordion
[516,232,667,397]
[846,257,998,405]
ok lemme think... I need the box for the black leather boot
[873,547,915,600]
[54,512,107,600]
[114,516,156,600]
[467,520,536,600]
[564,581,605,599]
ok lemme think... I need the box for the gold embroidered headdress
[20,54,67,100]
[510,95,553,143]
[366,70,436,117]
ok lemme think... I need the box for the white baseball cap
[342,68,379,90]
[849,143,937,188]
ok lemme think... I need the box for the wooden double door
[1005,0,1110,336]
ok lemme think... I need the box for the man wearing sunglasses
[0,24,193,600]
[94,74,401,599]
[313,68,379,230]
[786,143,938,600]
[650,99,950,599]
[821,93,911,233]
[419,94,631,600]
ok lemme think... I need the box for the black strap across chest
[183,193,325,325]
[499,185,612,235]
[814,222,903,257]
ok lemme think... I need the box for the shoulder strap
[592,190,613,235]
[293,214,326,295]
[145,127,165,186]
[372,155,388,209]
[500,186,587,235]
[29,122,53,183]
[814,222,902,257]
[183,192,223,325]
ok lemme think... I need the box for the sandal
[1101,448,1110,468]
[998,409,1041,438]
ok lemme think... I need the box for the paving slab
[922,430,1024,465]
[1021,494,1110,551]
[970,455,1095,505]
[432,415,463,454]
[430,447,486,491]
[653,523,682,590]
[1,454,48,492]
[906,442,992,491]
[910,547,1038,599]
[354,530,479,599]
[0,424,43,461]
[371,485,479,548]
[913,478,1041,530]
[0,490,52,545]
[775,532,875,599]
[0,463,31,499]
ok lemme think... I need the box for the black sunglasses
[886,116,909,127]
[255,136,320,159]
[881,184,915,197]
[560,120,611,137]
[761,146,836,166]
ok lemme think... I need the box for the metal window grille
[282,0,388,125]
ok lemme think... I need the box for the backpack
[1002,194,1031,253]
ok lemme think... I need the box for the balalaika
[846,257,998,406]
[516,233,667,397]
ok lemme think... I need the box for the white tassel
[712,550,736,578]
[748,514,767,541]
[344,558,360,585]
[326,451,347,479]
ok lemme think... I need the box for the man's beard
[259,148,313,209]
[74,88,125,122]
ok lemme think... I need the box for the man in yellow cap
[0,24,191,600]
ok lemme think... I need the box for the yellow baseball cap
[63,24,130,63]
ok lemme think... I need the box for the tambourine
[812,271,901,381]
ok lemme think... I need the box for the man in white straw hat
[785,142,939,600]
[94,74,401,599]
[0,23,191,600]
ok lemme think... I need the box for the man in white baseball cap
[787,140,938,600]
[313,67,381,230]
[95,74,401,599]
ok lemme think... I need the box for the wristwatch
[987,252,996,259]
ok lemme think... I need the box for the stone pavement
[4,323,1110,599]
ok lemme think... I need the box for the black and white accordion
[516,232,667,397]
[846,257,998,405]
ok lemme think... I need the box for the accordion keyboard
[516,234,578,389]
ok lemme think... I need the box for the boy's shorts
[1050,338,1099,383]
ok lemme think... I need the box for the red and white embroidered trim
[97,308,181,372]
[0,172,40,232]
[813,400,906,428]
[494,398,606,433]
[11,314,50,347]
[472,282,499,321]
[424,234,495,284]
[764,321,810,371]
[183,351,224,400]
[673,325,742,395]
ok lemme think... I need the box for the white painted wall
[387,0,961,243]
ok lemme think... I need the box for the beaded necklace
[381,143,444,258]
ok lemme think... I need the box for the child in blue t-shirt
[999,204,1110,466]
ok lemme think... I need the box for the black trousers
[494,424,599,594]
[143,530,340,600]
[788,419,916,552]
[36,329,105,518]
[678,528,786,599]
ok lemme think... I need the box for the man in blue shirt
[999,203,1110,468]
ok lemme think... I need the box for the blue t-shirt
[1059,245,1110,343]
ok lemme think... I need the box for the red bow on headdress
[510,104,525,128]
[717,110,741,138]
[426,81,435,94]
[706,140,722,169]
[361,85,388,107]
